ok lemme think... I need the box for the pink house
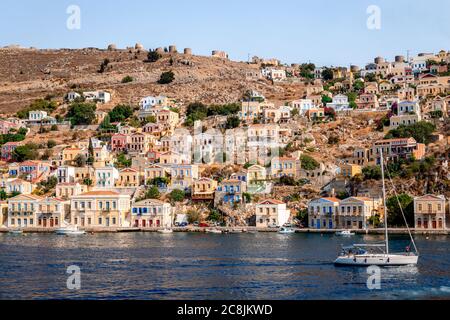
[0,120,21,135]
[111,134,130,152]
[1,142,20,161]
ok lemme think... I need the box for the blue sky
[0,0,449,67]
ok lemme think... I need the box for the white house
[131,199,173,228]
[291,99,315,115]
[255,199,291,228]
[389,100,422,129]
[57,166,76,183]
[29,110,48,122]
[83,91,111,104]
[94,166,119,189]
[139,95,168,111]
[66,91,81,102]
[326,94,351,112]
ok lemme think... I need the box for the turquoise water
[0,232,449,300]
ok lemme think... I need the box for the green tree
[47,140,57,148]
[362,166,382,180]
[74,154,87,167]
[0,189,7,200]
[116,153,131,168]
[385,121,436,145]
[322,95,332,104]
[386,193,414,227]
[321,68,334,81]
[169,189,185,203]
[67,102,97,125]
[208,209,222,222]
[147,50,161,62]
[158,71,175,84]
[300,154,320,170]
[16,99,57,119]
[225,115,240,129]
[187,210,200,224]
[145,186,160,199]
[108,104,133,123]
[296,208,308,227]
[12,144,39,162]
[121,75,134,83]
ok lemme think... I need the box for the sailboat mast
[380,148,389,254]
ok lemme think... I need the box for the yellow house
[247,164,267,183]
[7,194,43,228]
[70,191,131,228]
[144,165,169,184]
[117,168,140,187]
[56,182,88,199]
[0,201,7,227]
[62,146,89,165]
[192,178,218,201]
[156,109,179,131]
[414,195,446,229]
[270,157,301,179]
[36,197,70,228]
[339,164,362,178]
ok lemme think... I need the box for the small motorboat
[278,227,295,234]
[8,229,24,235]
[206,228,223,234]
[158,228,174,234]
[55,225,86,235]
[335,230,355,236]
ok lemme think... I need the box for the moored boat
[278,227,295,234]
[8,229,24,235]
[335,230,355,236]
[55,225,86,235]
[158,228,174,234]
[206,228,223,234]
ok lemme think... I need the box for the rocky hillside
[0,47,305,114]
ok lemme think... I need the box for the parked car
[199,222,210,228]
[178,222,188,227]
[193,221,199,227]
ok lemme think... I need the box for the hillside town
[0,46,449,233]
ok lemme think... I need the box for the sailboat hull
[334,254,418,266]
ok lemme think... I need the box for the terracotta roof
[79,191,120,196]
[258,199,285,205]
[321,197,341,203]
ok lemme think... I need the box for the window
[98,217,102,225]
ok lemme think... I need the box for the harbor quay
[1,226,449,235]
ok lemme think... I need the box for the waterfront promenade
[0,226,449,235]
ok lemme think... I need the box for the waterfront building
[36,197,70,228]
[70,191,131,228]
[131,199,172,228]
[308,197,340,229]
[414,195,446,229]
[7,194,42,228]
[255,199,291,228]
[337,197,382,229]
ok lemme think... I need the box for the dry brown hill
[0,48,305,114]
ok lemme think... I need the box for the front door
[50,218,54,228]
[316,220,321,229]
[432,220,437,229]
[106,218,110,227]
[329,220,333,229]
[142,220,146,228]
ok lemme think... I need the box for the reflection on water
[0,232,449,300]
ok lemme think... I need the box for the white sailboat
[334,148,419,266]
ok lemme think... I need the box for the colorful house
[131,199,173,228]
